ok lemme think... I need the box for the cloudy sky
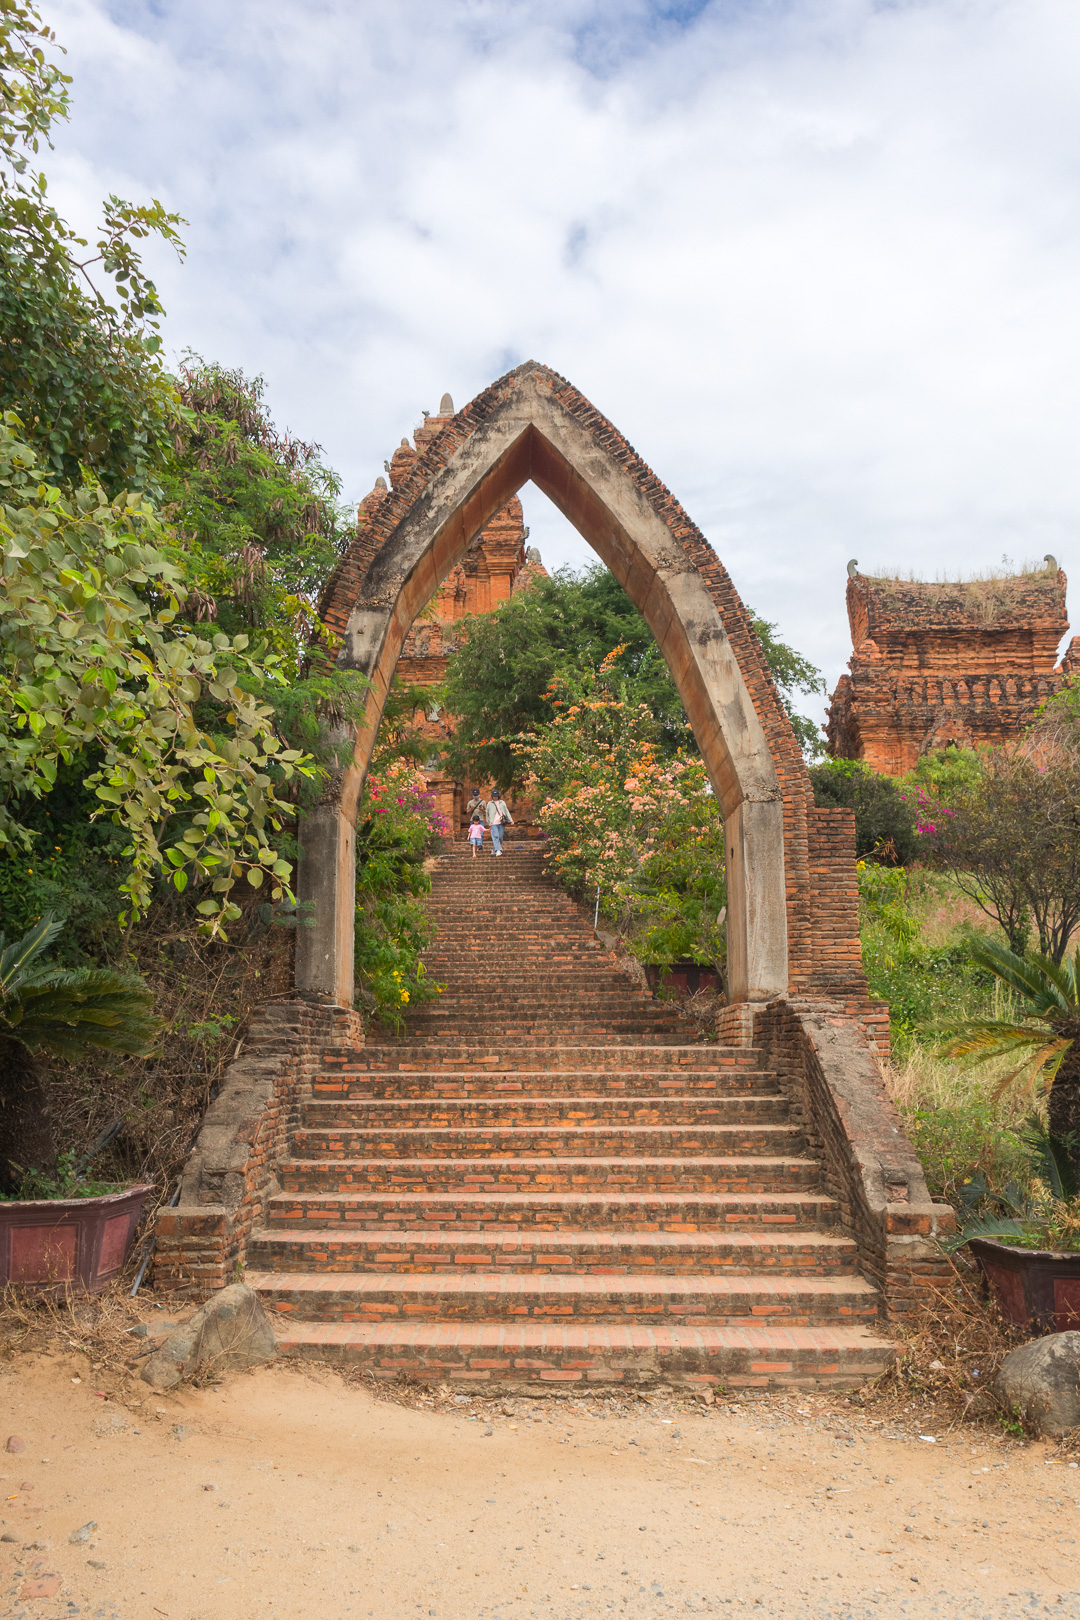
[44,0,1080,736]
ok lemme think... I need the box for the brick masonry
[827,566,1078,774]
[154,999,363,1295]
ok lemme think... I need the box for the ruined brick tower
[352,394,547,826]
[826,559,1077,774]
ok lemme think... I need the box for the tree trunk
[1047,1038,1080,1172]
[0,1038,55,1196]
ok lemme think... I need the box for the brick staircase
[247,840,894,1390]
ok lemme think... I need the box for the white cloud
[42,0,1080,734]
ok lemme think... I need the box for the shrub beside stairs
[245,840,896,1391]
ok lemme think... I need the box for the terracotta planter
[0,1183,153,1294]
[969,1236,1080,1333]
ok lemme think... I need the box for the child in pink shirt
[468,815,485,856]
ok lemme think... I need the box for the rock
[140,1284,278,1391]
[172,1424,193,1442]
[995,1332,1080,1437]
[0,1533,17,1543]
[69,1522,97,1545]
[5,1435,25,1453]
[92,1412,127,1438]
[20,1577,60,1598]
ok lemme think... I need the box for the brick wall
[750,998,954,1320]
[154,999,364,1296]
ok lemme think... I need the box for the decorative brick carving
[827,566,1076,774]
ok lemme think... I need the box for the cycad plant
[0,914,161,1194]
[945,938,1080,1167]
[946,1118,1080,1251]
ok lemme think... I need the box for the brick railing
[154,999,363,1295]
[736,997,955,1320]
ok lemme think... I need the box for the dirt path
[3,1348,1079,1620]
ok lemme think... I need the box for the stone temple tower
[826,560,1077,774]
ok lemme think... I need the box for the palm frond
[944,1213,1031,1254]
[0,913,65,997]
[1020,1118,1080,1200]
[0,969,161,1058]
[971,938,1080,1018]
[943,1019,1063,1060]
[990,1038,1071,1099]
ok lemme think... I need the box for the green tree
[809,757,918,864]
[162,360,348,674]
[0,911,160,1191]
[916,743,1080,963]
[0,2,185,493]
[443,563,824,788]
[514,654,727,966]
[0,417,311,931]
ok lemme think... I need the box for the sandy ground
[3,1339,1080,1620]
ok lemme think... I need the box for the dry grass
[0,1283,173,1383]
[864,560,1053,586]
[38,896,293,1197]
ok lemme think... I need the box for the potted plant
[0,914,161,1293]
[946,940,1080,1331]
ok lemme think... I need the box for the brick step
[265,1188,840,1231]
[310,1070,780,1100]
[248,1226,859,1275]
[250,1270,880,1326]
[343,1045,742,1071]
[300,1094,791,1127]
[420,995,662,1009]
[396,1024,686,1039]
[271,1319,895,1390]
[415,981,655,995]
[277,1154,823,1194]
[318,1043,761,1064]
[288,1124,806,1161]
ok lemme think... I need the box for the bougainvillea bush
[353,763,449,1030]
[514,656,726,969]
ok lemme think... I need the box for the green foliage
[0,754,130,959]
[856,863,995,1053]
[942,940,1080,1157]
[0,1148,123,1201]
[914,742,1080,963]
[945,1120,1080,1255]
[0,911,160,1059]
[514,657,726,967]
[748,611,826,758]
[443,563,824,787]
[162,360,348,674]
[0,2,185,493]
[904,1099,1036,1210]
[905,745,984,798]
[0,418,313,930]
[353,768,448,1031]
[810,757,918,863]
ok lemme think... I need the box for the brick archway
[299,361,842,1009]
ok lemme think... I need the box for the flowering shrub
[514,660,726,967]
[353,762,448,1030]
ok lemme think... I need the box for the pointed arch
[298,362,822,1007]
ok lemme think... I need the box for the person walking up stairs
[247,840,894,1391]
